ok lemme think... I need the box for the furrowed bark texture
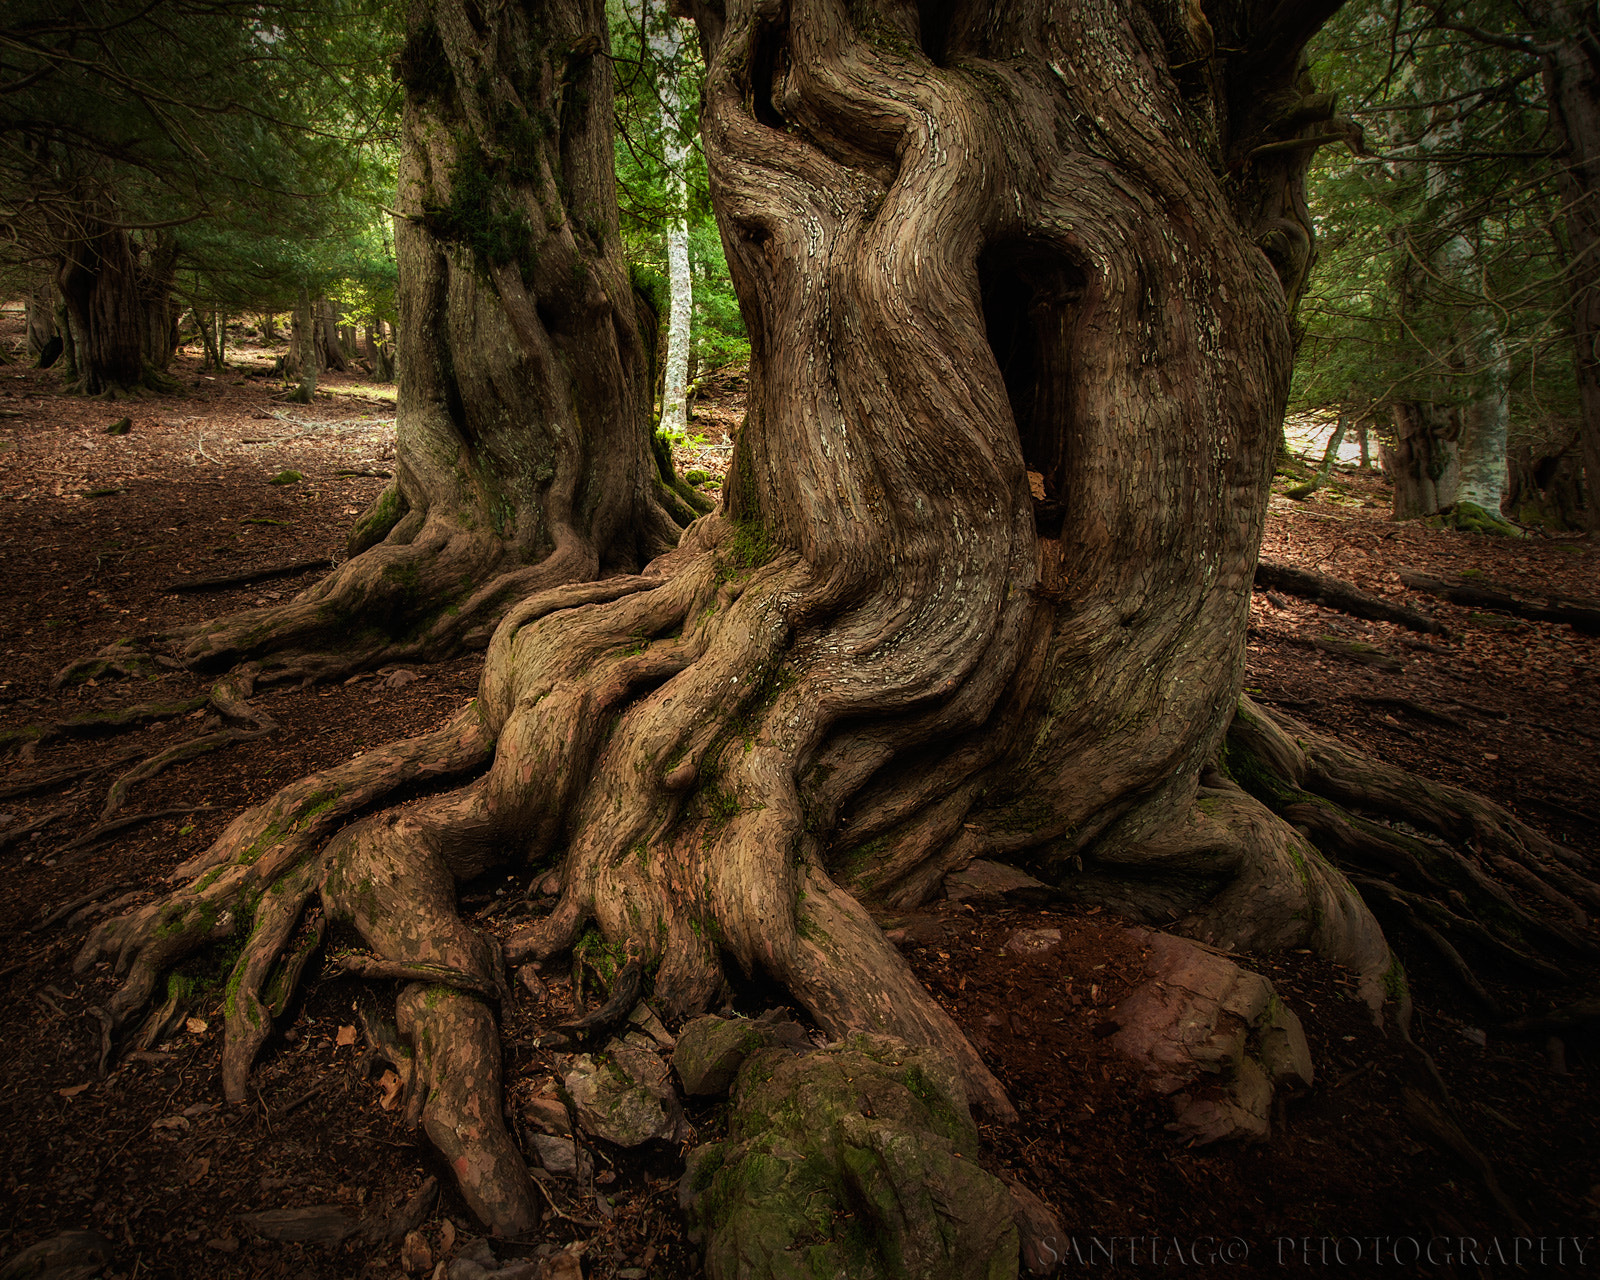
[163,0,686,678]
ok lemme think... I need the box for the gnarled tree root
[1220,696,1597,1008]
[74,518,1034,1230]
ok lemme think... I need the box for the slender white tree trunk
[648,0,693,438]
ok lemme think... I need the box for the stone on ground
[564,1039,686,1146]
[680,1034,1019,1280]
[1110,928,1314,1143]
[671,1009,810,1098]
[944,859,1051,903]
[0,1231,114,1280]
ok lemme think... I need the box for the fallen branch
[1501,998,1600,1037]
[334,955,500,1002]
[0,804,75,853]
[1312,635,1403,671]
[57,805,219,859]
[1255,560,1448,635]
[35,881,135,932]
[165,557,333,594]
[1398,570,1600,635]
[0,747,146,801]
[1352,695,1468,728]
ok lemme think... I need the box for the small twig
[280,1079,330,1115]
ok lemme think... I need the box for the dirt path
[1,318,1596,1277]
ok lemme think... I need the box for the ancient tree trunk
[1384,400,1461,517]
[1526,0,1600,531]
[149,0,685,679]
[53,217,176,396]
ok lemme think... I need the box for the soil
[1,311,1597,1278]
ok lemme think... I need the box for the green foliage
[608,1,749,376]
[0,0,404,345]
[1295,2,1578,456]
[420,135,540,277]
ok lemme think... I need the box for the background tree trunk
[1525,0,1600,531]
[53,216,170,396]
[1384,400,1461,517]
[318,299,349,372]
[1508,429,1587,528]
[647,0,694,438]
[25,275,56,357]
[283,287,320,404]
[163,0,687,679]
[364,320,394,382]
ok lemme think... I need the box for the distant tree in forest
[1294,0,1576,532]
[609,0,748,414]
[0,0,398,395]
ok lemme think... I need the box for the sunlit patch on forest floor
[1,306,1597,1276]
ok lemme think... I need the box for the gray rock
[627,1002,675,1049]
[672,1011,811,1098]
[0,1231,114,1280]
[672,1016,768,1097]
[565,1041,685,1146]
[1110,929,1314,1144]
[528,1132,593,1180]
[681,1035,1018,1280]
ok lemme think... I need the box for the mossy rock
[681,1035,1018,1280]
[673,1011,811,1097]
[686,469,710,486]
[1442,501,1521,537]
[105,417,132,436]
[268,470,304,486]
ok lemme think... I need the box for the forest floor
[1,311,1597,1278]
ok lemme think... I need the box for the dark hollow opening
[750,19,790,132]
[916,0,959,64]
[978,241,1085,539]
